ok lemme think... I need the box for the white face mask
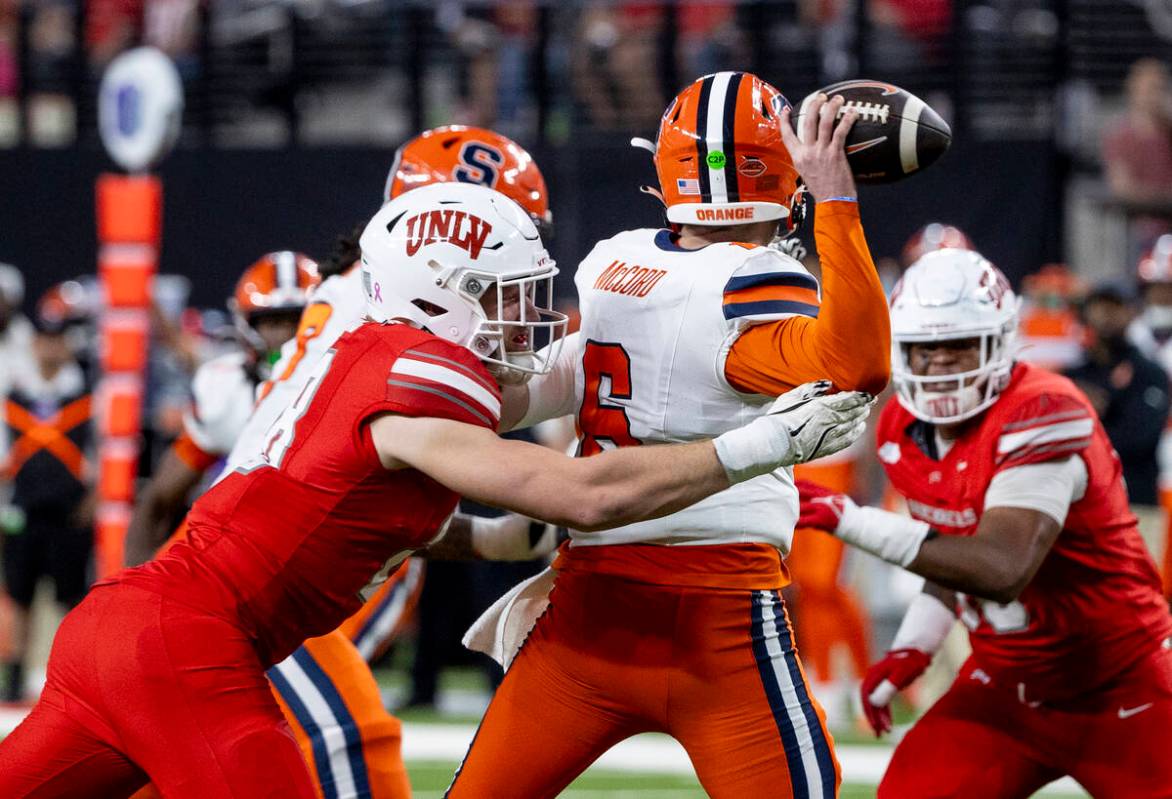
[912,382,987,423]
[1143,304,1172,333]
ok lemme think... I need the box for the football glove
[796,479,931,567]
[860,648,932,736]
[713,381,872,484]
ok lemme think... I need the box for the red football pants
[880,643,1172,799]
[446,570,840,799]
[0,583,316,798]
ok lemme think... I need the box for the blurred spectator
[1129,234,1172,375]
[868,0,952,76]
[1065,281,1168,506]
[86,0,143,68]
[0,263,35,404]
[677,3,744,79]
[1102,58,1172,260]
[1016,264,1086,372]
[143,0,202,80]
[441,0,537,135]
[1,287,95,702]
[0,0,17,98]
[24,1,77,146]
[571,3,663,132]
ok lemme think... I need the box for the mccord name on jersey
[593,259,669,298]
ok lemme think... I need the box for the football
[793,79,952,184]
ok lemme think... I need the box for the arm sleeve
[984,455,1088,526]
[515,332,582,430]
[724,200,891,396]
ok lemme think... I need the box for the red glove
[795,478,849,532]
[859,648,932,737]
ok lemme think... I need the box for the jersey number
[578,340,641,456]
[260,349,337,468]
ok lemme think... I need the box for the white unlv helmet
[890,248,1019,424]
[359,182,567,384]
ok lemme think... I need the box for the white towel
[462,566,556,670]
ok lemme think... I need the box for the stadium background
[1,1,1171,797]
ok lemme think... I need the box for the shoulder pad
[723,250,820,323]
[385,336,501,429]
[994,389,1094,470]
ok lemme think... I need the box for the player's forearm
[906,535,1029,605]
[809,201,890,393]
[563,442,731,531]
[124,495,174,567]
[461,439,730,532]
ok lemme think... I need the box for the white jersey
[183,352,257,458]
[220,267,366,476]
[569,228,820,552]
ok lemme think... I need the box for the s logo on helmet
[454,142,505,188]
[405,211,494,260]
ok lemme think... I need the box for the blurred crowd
[0,0,1057,146]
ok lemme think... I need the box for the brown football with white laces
[793,79,952,184]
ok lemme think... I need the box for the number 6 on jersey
[578,340,641,456]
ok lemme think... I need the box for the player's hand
[779,93,859,202]
[860,648,932,737]
[471,513,562,561]
[796,478,857,533]
[768,382,873,465]
[713,381,872,483]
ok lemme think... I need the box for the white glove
[469,513,562,561]
[713,381,872,484]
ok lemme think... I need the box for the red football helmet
[384,125,551,233]
[901,223,974,266]
[637,71,804,233]
[1138,234,1172,283]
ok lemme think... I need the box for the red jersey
[877,363,1172,702]
[108,322,501,666]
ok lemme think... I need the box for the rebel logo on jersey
[404,211,494,260]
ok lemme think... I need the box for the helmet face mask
[890,249,1019,425]
[895,333,1013,425]
[360,183,568,385]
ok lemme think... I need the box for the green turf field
[406,760,890,798]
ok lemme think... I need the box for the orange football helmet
[384,125,551,232]
[901,223,973,266]
[1138,234,1172,283]
[36,280,96,334]
[637,71,804,232]
[229,251,319,354]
